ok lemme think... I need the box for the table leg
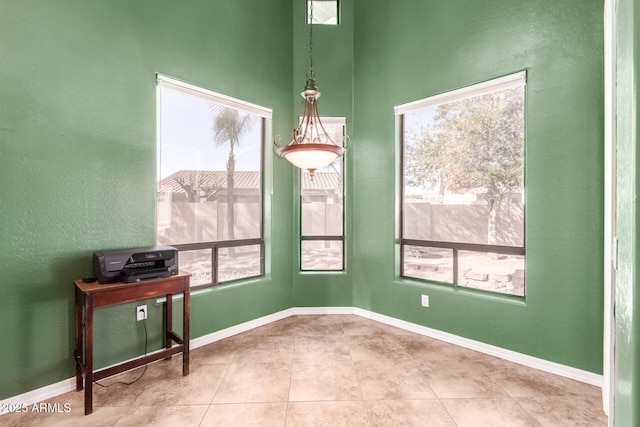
[84,294,94,416]
[75,288,83,391]
[183,288,190,376]
[165,294,172,360]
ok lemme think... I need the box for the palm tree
[210,105,256,249]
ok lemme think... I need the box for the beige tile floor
[3,315,607,426]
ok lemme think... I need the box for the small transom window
[307,0,339,25]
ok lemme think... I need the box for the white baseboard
[1,306,601,414]
[352,308,603,387]
[190,308,295,349]
[0,377,76,415]
[190,307,353,349]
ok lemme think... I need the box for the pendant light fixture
[274,0,349,180]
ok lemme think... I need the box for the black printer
[93,245,179,284]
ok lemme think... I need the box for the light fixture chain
[308,0,315,80]
[273,0,348,178]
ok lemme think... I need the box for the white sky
[158,90,262,181]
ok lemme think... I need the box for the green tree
[210,105,256,247]
[406,87,524,247]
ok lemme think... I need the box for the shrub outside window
[156,75,271,289]
[397,72,526,296]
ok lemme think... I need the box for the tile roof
[158,170,259,193]
[158,170,342,193]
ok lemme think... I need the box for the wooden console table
[74,273,190,415]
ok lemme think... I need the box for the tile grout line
[345,325,375,427]
[284,334,297,427]
[511,395,545,426]
[407,342,460,426]
[199,351,235,425]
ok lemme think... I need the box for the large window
[156,75,271,289]
[300,117,346,271]
[396,72,526,296]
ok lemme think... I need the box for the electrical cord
[94,315,148,388]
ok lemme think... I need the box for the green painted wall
[350,0,605,373]
[0,0,294,399]
[615,0,640,423]
[289,0,354,306]
[0,0,615,405]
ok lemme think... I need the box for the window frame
[299,116,347,272]
[395,71,526,296]
[156,74,272,290]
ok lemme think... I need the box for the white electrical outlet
[421,295,430,307]
[136,305,147,321]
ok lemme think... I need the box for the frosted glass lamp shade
[277,143,344,171]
